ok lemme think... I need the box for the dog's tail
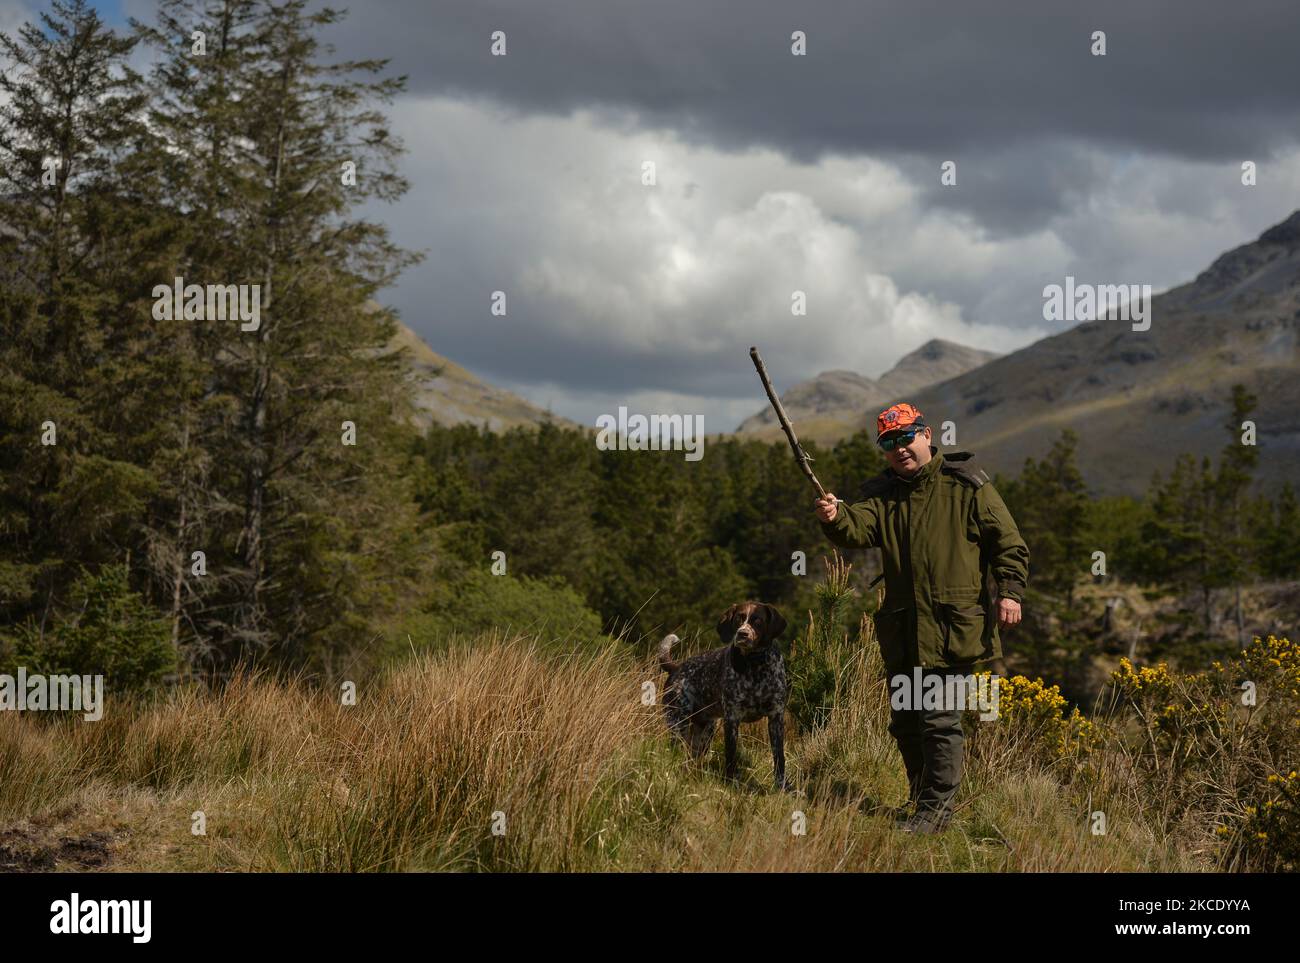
[657,633,680,673]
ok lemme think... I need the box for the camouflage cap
[875,402,927,442]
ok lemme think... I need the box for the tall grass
[2,599,1295,871]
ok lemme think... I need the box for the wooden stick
[749,346,827,498]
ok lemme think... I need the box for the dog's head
[716,602,787,654]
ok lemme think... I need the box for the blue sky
[89,0,124,23]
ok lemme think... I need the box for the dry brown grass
[0,623,1267,872]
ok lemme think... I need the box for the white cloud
[385,96,1300,428]
[382,97,1062,427]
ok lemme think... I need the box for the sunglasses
[879,427,924,451]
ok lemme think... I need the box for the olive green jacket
[819,445,1029,671]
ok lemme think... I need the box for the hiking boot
[899,807,952,835]
[886,787,920,824]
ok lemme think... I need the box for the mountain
[384,206,1300,490]
[905,210,1300,498]
[736,338,1000,439]
[737,368,879,435]
[386,322,578,432]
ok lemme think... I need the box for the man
[814,403,1029,835]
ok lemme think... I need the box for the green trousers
[887,665,972,819]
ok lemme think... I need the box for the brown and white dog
[657,602,790,790]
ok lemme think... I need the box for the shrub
[1105,635,1300,869]
[2,562,176,692]
[787,554,863,734]
[964,672,1101,777]
[396,568,606,654]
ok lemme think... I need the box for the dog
[657,601,790,790]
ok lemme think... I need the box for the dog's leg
[723,718,740,780]
[665,706,690,746]
[767,711,788,791]
[686,718,715,758]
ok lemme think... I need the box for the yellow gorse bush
[1110,635,1300,871]
[1231,768,1300,870]
[1111,657,1232,741]
[964,670,1101,765]
[1215,634,1300,728]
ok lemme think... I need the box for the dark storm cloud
[308,0,1300,237]
[328,0,1300,161]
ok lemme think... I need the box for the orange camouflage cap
[875,402,927,442]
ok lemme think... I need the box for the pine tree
[593,442,748,641]
[0,0,158,643]
[1213,383,1260,646]
[480,424,602,596]
[2,1,436,678]
[135,0,429,672]
[1139,454,1220,634]
[1002,428,1091,609]
[1257,483,1300,581]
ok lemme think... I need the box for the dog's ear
[762,604,787,641]
[716,604,743,642]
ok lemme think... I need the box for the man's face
[880,425,932,476]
